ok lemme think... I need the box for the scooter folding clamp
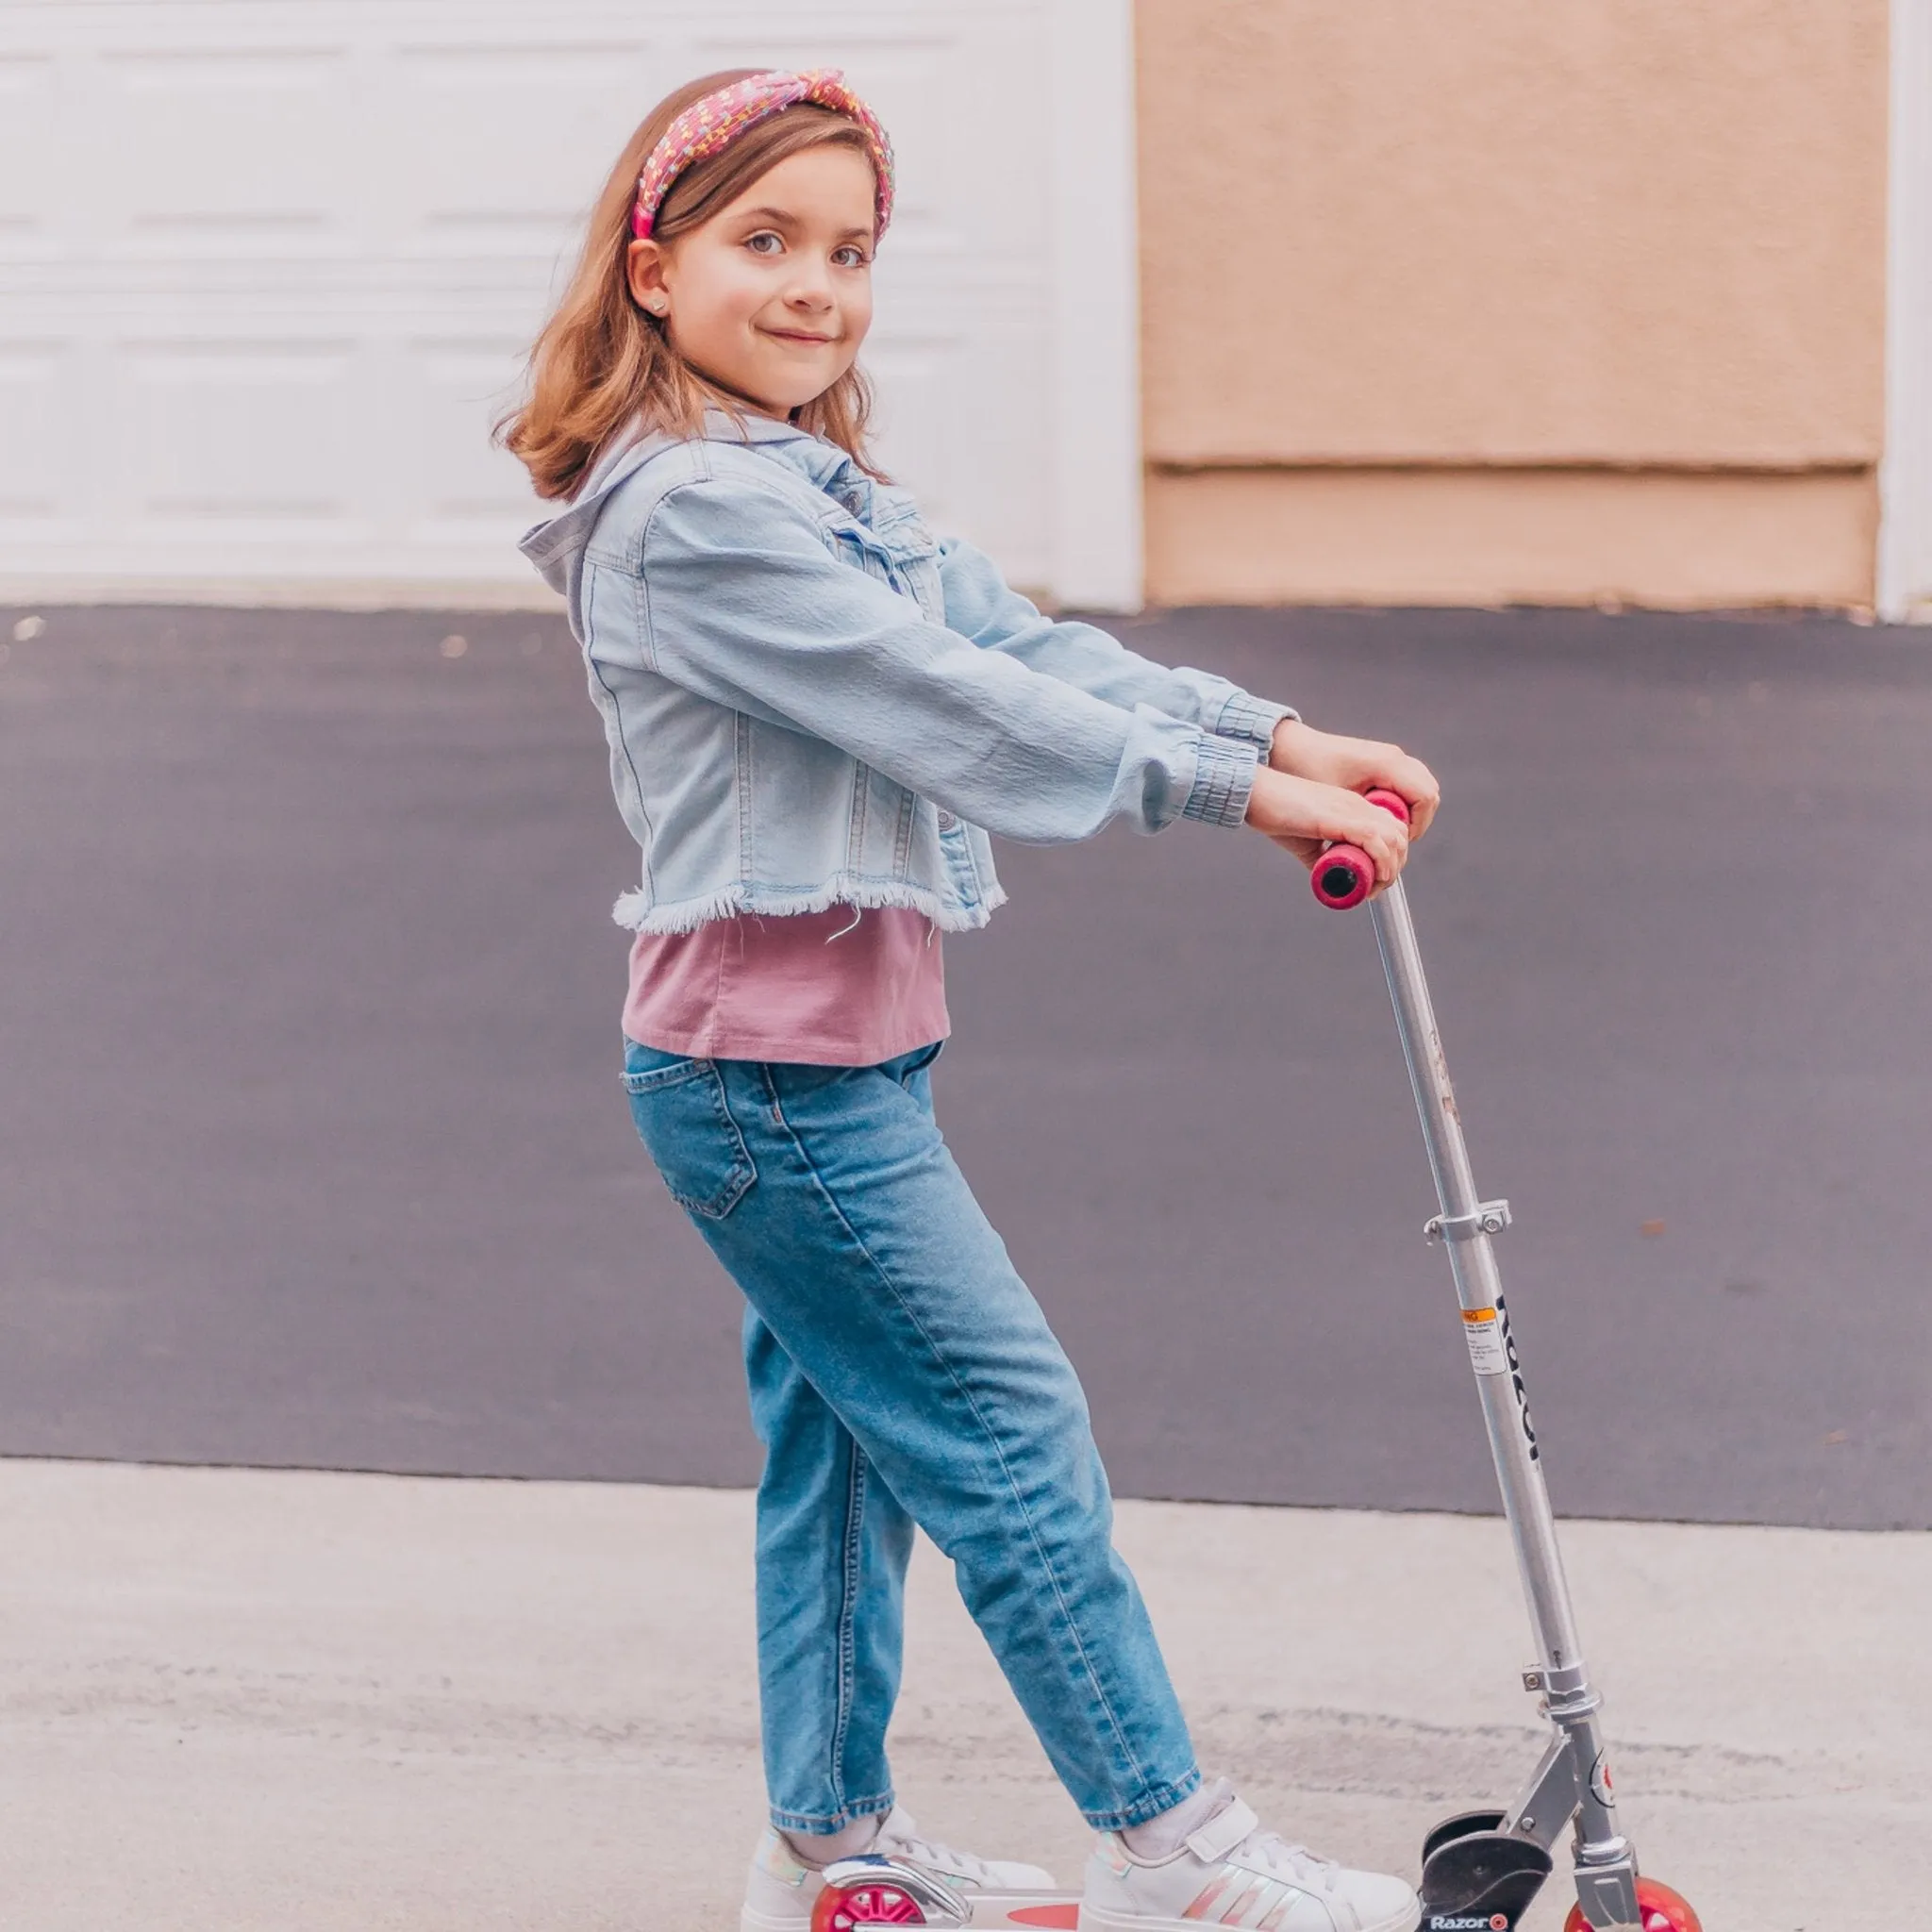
[1522,1661,1591,1700]
[1424,1198,1512,1243]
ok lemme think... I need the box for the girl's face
[627,143,876,417]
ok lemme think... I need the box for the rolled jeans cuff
[1214,691,1298,747]
[1181,732,1260,828]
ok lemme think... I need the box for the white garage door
[0,0,1141,610]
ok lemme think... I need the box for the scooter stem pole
[1367,878,1586,1677]
[1366,874,1641,1926]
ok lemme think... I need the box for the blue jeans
[623,1038,1200,1837]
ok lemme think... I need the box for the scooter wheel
[1561,1876,1702,1932]
[811,1877,932,1928]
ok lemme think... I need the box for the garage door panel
[0,53,59,238]
[892,23,1054,258]
[864,311,1051,577]
[101,48,347,233]
[384,41,667,251]
[0,45,55,92]
[124,339,357,521]
[0,340,68,518]
[402,337,549,527]
[862,336,958,533]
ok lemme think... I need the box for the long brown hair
[500,71,882,501]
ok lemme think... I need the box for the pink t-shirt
[623,908,949,1066]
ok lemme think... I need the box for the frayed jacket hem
[613,878,1009,937]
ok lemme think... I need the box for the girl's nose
[785,263,836,308]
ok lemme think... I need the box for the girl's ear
[626,239,672,318]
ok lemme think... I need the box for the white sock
[1118,1777,1237,1862]
[783,1815,884,1867]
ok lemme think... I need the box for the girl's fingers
[1267,813,1406,888]
[1354,749,1438,840]
[1341,817,1406,886]
[1245,770,1419,872]
[1277,730,1441,840]
[1386,756,1440,840]
[1380,819,1410,882]
[1406,786,1438,841]
[1413,764,1441,831]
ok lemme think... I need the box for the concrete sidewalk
[0,1461,1919,1931]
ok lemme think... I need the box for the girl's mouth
[763,328,837,345]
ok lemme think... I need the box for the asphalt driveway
[2,601,1926,1528]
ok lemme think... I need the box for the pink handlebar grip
[1310,788,1412,910]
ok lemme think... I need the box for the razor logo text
[1497,1295,1539,1462]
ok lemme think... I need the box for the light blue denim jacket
[519,412,1293,934]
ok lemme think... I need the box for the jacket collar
[518,408,868,593]
[696,408,877,517]
[703,405,812,446]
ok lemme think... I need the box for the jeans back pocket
[623,1055,758,1220]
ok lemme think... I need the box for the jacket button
[936,809,958,831]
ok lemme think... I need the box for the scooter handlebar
[1310,787,1412,910]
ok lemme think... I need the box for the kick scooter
[812,793,1702,1932]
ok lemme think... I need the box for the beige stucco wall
[1137,0,1890,608]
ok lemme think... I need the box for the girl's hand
[1243,767,1410,888]
[1268,719,1441,841]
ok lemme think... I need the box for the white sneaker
[741,1805,1058,1931]
[1079,1790,1419,1932]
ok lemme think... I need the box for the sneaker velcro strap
[1184,1797,1257,1865]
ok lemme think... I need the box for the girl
[508,68,1438,1932]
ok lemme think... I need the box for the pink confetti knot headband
[631,68,895,242]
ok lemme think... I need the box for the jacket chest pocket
[825,505,945,625]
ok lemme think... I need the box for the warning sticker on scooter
[1462,1307,1508,1374]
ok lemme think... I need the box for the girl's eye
[832,244,871,269]
[744,231,783,256]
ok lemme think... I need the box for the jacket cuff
[1214,691,1299,748]
[1181,732,1261,828]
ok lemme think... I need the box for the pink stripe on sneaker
[1184,1872,1237,1921]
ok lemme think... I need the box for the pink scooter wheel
[812,1878,933,1928]
[1310,787,1412,909]
[1562,1876,1703,1932]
